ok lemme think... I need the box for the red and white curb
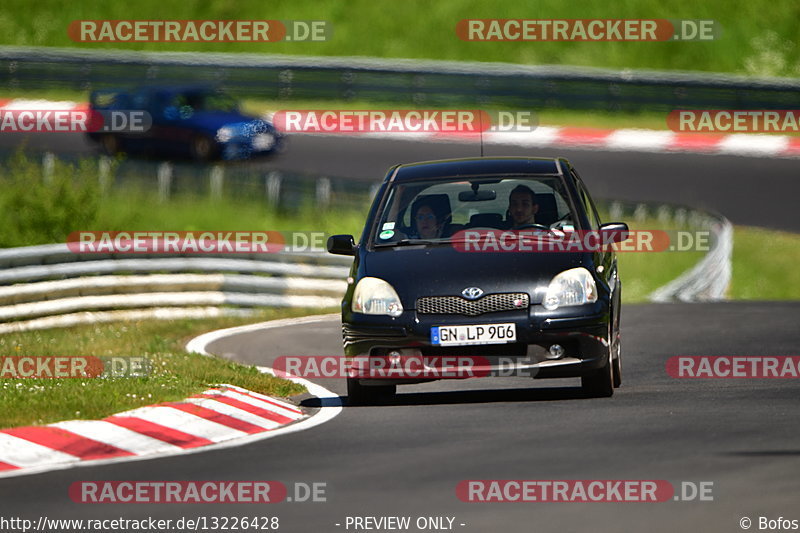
[3,97,799,158]
[0,314,343,479]
[348,126,800,158]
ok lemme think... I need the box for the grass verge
[0,308,321,429]
[0,0,797,76]
[730,226,800,299]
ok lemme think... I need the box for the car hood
[362,246,590,306]
[182,111,272,133]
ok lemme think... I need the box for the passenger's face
[415,206,440,238]
[509,191,538,226]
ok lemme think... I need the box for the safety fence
[607,200,732,302]
[2,46,799,112]
[0,244,352,333]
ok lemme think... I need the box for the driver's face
[509,192,538,225]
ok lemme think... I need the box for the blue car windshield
[164,91,239,116]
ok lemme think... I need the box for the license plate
[431,323,516,346]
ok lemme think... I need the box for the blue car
[86,85,284,160]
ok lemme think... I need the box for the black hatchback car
[328,157,629,404]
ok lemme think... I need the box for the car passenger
[412,204,444,239]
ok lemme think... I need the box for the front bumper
[343,301,610,385]
[221,132,284,159]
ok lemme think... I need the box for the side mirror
[600,222,629,244]
[327,234,356,256]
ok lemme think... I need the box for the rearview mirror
[458,190,497,202]
[327,234,356,256]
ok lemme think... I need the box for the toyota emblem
[461,287,484,300]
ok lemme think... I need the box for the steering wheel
[512,223,551,231]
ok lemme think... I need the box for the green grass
[618,249,705,302]
[92,191,368,235]
[0,308,322,429]
[0,152,369,248]
[730,226,800,299]
[1,0,799,76]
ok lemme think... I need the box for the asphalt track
[0,134,798,532]
[1,302,799,532]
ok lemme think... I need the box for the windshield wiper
[373,238,449,248]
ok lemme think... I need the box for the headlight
[352,277,403,317]
[542,267,598,310]
[216,126,236,142]
[252,133,275,150]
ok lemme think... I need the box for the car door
[572,168,617,292]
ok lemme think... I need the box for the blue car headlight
[215,126,237,143]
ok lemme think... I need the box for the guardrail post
[266,171,282,208]
[608,201,624,221]
[209,165,224,199]
[633,204,648,223]
[157,162,172,202]
[98,156,112,195]
[674,208,687,227]
[368,183,381,201]
[42,152,55,185]
[278,69,294,99]
[657,205,672,225]
[316,177,331,208]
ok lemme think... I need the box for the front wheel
[190,135,217,161]
[101,134,120,155]
[347,378,396,406]
[581,324,615,398]
[581,356,614,398]
[612,330,622,388]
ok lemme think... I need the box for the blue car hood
[181,111,271,134]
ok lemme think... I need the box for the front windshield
[372,175,577,246]
[163,91,239,117]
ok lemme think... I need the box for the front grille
[416,293,529,316]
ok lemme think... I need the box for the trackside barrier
[606,200,732,302]
[1,46,798,111]
[0,245,352,333]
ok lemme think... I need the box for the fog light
[547,344,565,360]
[388,351,402,364]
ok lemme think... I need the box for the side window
[574,176,602,231]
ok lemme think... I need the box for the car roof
[90,85,222,98]
[388,157,565,182]
[140,84,219,94]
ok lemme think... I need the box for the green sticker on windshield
[379,230,395,239]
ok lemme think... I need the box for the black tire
[612,330,622,388]
[190,135,217,161]
[581,323,615,398]
[101,134,120,155]
[347,378,396,406]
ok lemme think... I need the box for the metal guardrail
[0,244,352,332]
[2,46,799,112]
[649,216,732,302]
[606,200,732,302]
